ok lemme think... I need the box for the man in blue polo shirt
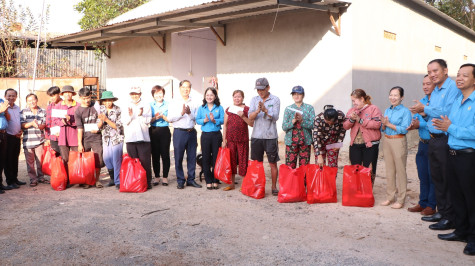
[433,63,475,256]
[0,97,9,193]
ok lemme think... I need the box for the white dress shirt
[167,96,198,129]
[123,99,152,143]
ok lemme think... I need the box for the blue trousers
[103,142,123,184]
[173,129,197,185]
[416,141,436,209]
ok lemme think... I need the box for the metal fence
[15,48,106,90]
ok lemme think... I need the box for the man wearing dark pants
[411,59,461,230]
[434,63,475,256]
[0,97,10,193]
[168,80,202,189]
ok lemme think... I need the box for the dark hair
[202,87,220,107]
[47,86,60,96]
[323,105,338,122]
[233,90,244,98]
[4,88,17,97]
[428,59,448,69]
[151,85,165,97]
[78,87,92,97]
[424,74,429,78]
[179,80,192,88]
[26,93,38,101]
[350,89,372,105]
[460,63,475,78]
[390,86,404,97]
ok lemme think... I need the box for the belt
[385,134,405,139]
[430,133,446,139]
[449,148,475,156]
[176,128,195,132]
[419,138,429,144]
[0,129,6,134]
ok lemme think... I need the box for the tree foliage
[74,0,149,31]
[426,0,475,30]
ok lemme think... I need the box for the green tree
[74,0,149,30]
[426,0,475,30]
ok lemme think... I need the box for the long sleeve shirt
[424,77,461,134]
[122,99,152,143]
[381,104,412,136]
[58,100,78,146]
[343,104,382,147]
[282,102,315,146]
[45,101,64,141]
[313,110,346,155]
[6,105,21,136]
[167,97,198,129]
[150,100,169,127]
[447,91,475,150]
[196,104,224,132]
[414,96,430,140]
[0,99,7,130]
[249,93,280,139]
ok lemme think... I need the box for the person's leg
[201,133,213,186]
[24,148,37,184]
[285,144,298,169]
[429,136,453,221]
[237,141,249,177]
[416,142,429,208]
[265,139,280,193]
[0,133,7,186]
[228,141,238,176]
[34,145,44,181]
[393,137,408,206]
[383,138,397,204]
[173,130,187,186]
[362,144,379,184]
[160,127,171,180]
[298,144,311,167]
[349,144,364,166]
[90,141,104,187]
[50,140,60,156]
[250,138,264,162]
[5,134,21,185]
[103,142,114,185]
[150,127,161,178]
[137,142,152,188]
[326,148,339,168]
[210,131,222,185]
[185,130,197,183]
[112,143,123,185]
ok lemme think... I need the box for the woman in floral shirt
[313,105,346,168]
[98,91,124,189]
[282,86,315,169]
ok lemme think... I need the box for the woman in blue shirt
[380,86,412,209]
[149,85,171,186]
[196,87,224,190]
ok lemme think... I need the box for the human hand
[222,139,227,148]
[209,113,215,123]
[410,101,425,114]
[204,114,209,123]
[381,116,389,126]
[433,115,451,132]
[32,119,39,128]
[406,119,420,130]
[78,144,84,152]
[98,113,106,121]
[317,155,324,167]
[0,101,8,113]
[138,107,143,116]
[128,107,133,117]
[237,111,244,117]
[295,112,302,122]
[184,105,191,115]
[65,115,70,122]
[350,112,358,121]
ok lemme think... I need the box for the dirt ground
[1,141,475,266]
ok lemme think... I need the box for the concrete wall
[216,9,353,141]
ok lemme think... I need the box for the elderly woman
[222,90,253,191]
[20,93,48,187]
[343,89,382,185]
[282,86,315,169]
[196,87,224,190]
[313,105,346,168]
[380,86,412,209]
[122,87,153,190]
[98,91,124,189]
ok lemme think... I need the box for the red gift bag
[277,164,307,203]
[306,164,338,204]
[120,154,147,193]
[41,146,56,176]
[50,156,67,191]
[68,151,96,186]
[241,160,266,199]
[342,165,374,207]
[214,147,232,184]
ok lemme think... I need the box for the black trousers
[201,131,222,185]
[0,132,7,185]
[50,140,61,156]
[428,136,454,221]
[349,143,379,183]
[126,142,152,185]
[5,134,21,185]
[150,126,171,178]
[447,151,475,241]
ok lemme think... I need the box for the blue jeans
[416,141,436,209]
[173,129,197,185]
[103,142,123,184]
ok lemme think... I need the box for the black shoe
[177,183,184,189]
[115,184,120,190]
[0,189,4,194]
[7,183,19,189]
[186,180,202,188]
[1,185,12,191]
[15,181,26,186]
[147,184,152,190]
[421,212,442,222]
[429,219,455,230]
[464,242,475,256]
[438,232,467,242]
[107,180,115,187]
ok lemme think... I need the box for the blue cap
[291,85,304,94]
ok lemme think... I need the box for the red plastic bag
[342,165,374,207]
[214,147,232,184]
[50,156,67,191]
[120,154,147,193]
[241,160,266,199]
[68,151,96,186]
[306,164,338,204]
[41,146,56,176]
[277,164,307,203]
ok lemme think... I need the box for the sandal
[223,186,235,191]
[272,189,279,196]
[95,181,103,188]
[38,178,50,184]
[162,177,168,186]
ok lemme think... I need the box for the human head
[151,85,165,103]
[255,77,270,99]
[427,59,448,87]
[422,75,435,96]
[232,90,244,106]
[202,87,220,106]
[456,63,475,91]
[389,86,404,107]
[4,88,17,105]
[323,105,338,125]
[26,93,38,109]
[61,85,75,101]
[78,87,92,106]
[47,86,61,103]
[179,80,191,99]
[129,87,141,104]
[291,85,305,104]
[350,89,371,109]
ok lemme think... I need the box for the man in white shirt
[168,80,202,189]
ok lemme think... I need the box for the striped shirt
[20,107,46,149]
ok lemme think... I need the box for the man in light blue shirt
[433,63,475,256]
[410,59,460,230]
